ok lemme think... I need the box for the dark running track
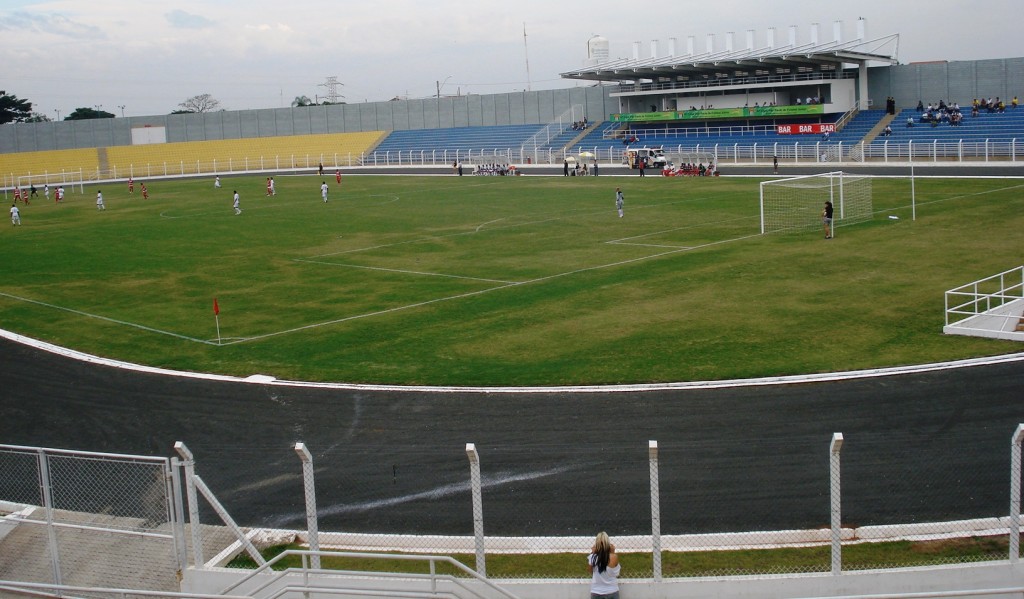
[1,334,1023,537]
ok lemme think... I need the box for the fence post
[173,442,205,568]
[830,432,844,575]
[1010,424,1024,562]
[37,449,63,588]
[649,440,662,582]
[169,457,189,575]
[294,442,321,570]
[465,443,486,577]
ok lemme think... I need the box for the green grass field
[1,172,1021,386]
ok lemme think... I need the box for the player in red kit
[335,170,342,185]
[128,177,134,194]
[140,182,149,199]
[266,177,272,196]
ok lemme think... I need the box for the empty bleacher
[1,148,102,185]
[105,131,385,177]
[373,124,545,155]
[1,132,385,184]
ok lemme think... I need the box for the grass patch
[1,174,1021,386]
[228,535,1011,578]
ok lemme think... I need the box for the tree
[24,112,52,123]
[66,107,116,120]
[177,94,221,113]
[292,95,313,107]
[0,92,34,124]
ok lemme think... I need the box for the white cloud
[164,9,215,29]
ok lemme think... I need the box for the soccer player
[215,175,222,188]
[10,203,20,226]
[140,182,149,199]
[266,177,273,196]
[128,177,134,194]
[335,170,341,185]
[55,186,64,203]
[44,184,50,201]
[320,181,329,203]
[13,187,22,204]
[823,200,833,239]
[269,177,276,196]
[96,190,105,210]
[615,188,624,218]
[233,190,241,215]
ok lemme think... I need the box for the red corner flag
[213,298,220,316]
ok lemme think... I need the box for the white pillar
[294,442,321,570]
[466,443,486,576]
[830,433,844,575]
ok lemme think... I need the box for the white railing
[4,139,1023,192]
[219,549,520,599]
[945,266,1024,328]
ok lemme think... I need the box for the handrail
[0,580,253,599]
[220,549,521,599]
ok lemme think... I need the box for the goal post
[759,171,873,236]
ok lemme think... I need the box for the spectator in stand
[916,100,924,112]
[906,116,915,128]
[1013,96,1019,109]
[882,125,892,136]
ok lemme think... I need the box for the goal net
[759,171,872,235]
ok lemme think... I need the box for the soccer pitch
[1,173,1021,386]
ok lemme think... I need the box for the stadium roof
[560,34,900,84]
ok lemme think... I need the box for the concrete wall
[183,561,1024,599]
[0,86,616,154]
[867,57,1024,111]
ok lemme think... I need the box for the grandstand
[1,132,384,185]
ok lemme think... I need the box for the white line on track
[3,325,1022,393]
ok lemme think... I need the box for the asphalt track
[2,334,1023,538]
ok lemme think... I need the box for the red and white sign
[776,123,836,135]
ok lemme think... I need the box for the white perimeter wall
[184,561,1024,599]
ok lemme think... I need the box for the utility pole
[523,23,532,92]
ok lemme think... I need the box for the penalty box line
[0,291,217,345]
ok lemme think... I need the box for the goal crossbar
[759,171,872,236]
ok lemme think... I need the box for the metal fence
[3,138,1022,192]
[4,426,1023,586]
[166,425,1024,580]
[0,445,186,591]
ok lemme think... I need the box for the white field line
[233,230,764,345]
[220,282,521,345]
[291,258,521,284]
[0,292,215,345]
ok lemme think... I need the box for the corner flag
[213,298,220,315]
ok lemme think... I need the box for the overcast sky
[2,0,1021,119]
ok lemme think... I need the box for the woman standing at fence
[587,532,620,599]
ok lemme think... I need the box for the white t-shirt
[321,183,329,198]
[588,553,620,595]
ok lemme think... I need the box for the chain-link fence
[0,445,185,592]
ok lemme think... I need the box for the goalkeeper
[823,200,833,239]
